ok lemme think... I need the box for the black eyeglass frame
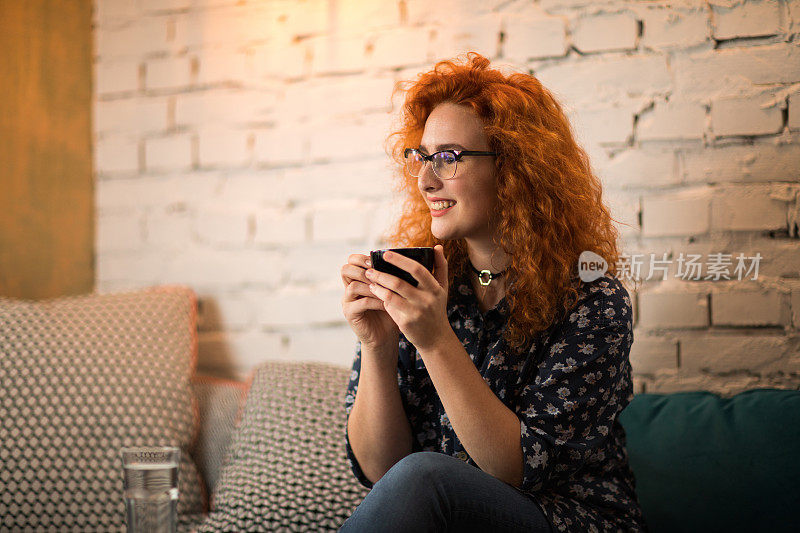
[403,147,498,180]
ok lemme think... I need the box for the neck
[465,237,509,273]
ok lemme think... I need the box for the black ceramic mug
[370,247,435,288]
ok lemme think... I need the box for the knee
[378,451,457,489]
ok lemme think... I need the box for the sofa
[1,286,798,532]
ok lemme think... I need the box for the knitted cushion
[198,360,369,532]
[0,287,205,531]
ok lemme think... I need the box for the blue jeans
[338,451,553,532]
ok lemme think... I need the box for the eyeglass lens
[406,150,456,179]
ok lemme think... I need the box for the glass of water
[121,446,180,533]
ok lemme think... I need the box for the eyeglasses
[403,147,497,180]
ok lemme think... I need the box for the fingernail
[384,251,393,259]
[365,269,374,278]
[365,259,372,267]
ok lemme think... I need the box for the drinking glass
[121,446,180,533]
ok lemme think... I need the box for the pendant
[478,269,492,286]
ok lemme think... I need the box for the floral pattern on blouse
[344,271,648,532]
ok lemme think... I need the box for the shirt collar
[448,270,509,324]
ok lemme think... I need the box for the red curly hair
[384,52,625,353]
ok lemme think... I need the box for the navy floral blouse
[344,270,648,532]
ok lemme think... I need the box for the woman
[339,52,647,532]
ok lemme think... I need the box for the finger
[368,281,409,314]
[348,253,371,268]
[344,296,386,315]
[342,263,370,287]
[433,244,448,289]
[364,267,415,300]
[380,250,436,291]
[344,280,378,301]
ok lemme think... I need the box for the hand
[364,245,451,353]
[341,253,399,349]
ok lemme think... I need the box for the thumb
[433,245,448,289]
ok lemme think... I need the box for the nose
[417,160,442,192]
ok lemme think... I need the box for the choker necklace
[469,262,507,286]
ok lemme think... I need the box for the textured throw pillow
[0,286,206,531]
[198,360,369,532]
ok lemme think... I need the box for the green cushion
[619,388,800,533]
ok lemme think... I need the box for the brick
[602,189,640,238]
[638,290,709,329]
[95,0,139,29]
[97,174,222,210]
[628,335,678,374]
[276,76,394,122]
[674,44,800,98]
[711,0,781,40]
[430,14,502,60]
[637,5,709,50]
[254,208,307,246]
[256,288,343,328]
[173,7,268,50]
[709,186,789,232]
[96,251,165,284]
[538,0,615,11]
[215,171,288,209]
[162,249,285,287]
[679,333,793,373]
[536,55,670,107]
[405,0,505,25]
[96,18,170,58]
[251,42,310,80]
[335,0,400,36]
[198,330,285,379]
[96,61,140,96]
[196,50,247,86]
[312,204,370,243]
[285,243,354,285]
[641,188,711,237]
[368,26,430,68]
[307,114,391,161]
[573,103,639,145]
[144,134,193,172]
[603,148,677,189]
[95,136,139,175]
[282,158,392,202]
[194,210,250,247]
[503,11,568,61]
[141,0,191,13]
[253,127,305,166]
[572,12,638,53]
[272,0,327,40]
[711,289,787,326]
[792,284,800,328]
[94,97,169,135]
[286,327,358,367]
[197,292,253,332]
[96,212,144,253]
[788,92,800,130]
[711,95,784,137]
[145,209,194,249]
[198,127,251,168]
[175,89,276,126]
[681,142,800,184]
[637,99,706,141]
[310,34,369,76]
[145,57,194,91]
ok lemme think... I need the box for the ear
[433,244,448,289]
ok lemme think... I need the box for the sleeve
[516,291,634,493]
[343,339,411,489]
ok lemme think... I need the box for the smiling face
[417,102,500,246]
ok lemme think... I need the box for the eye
[433,151,457,164]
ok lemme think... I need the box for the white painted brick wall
[93,0,800,389]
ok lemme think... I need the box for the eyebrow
[418,143,466,153]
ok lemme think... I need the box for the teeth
[432,200,456,210]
